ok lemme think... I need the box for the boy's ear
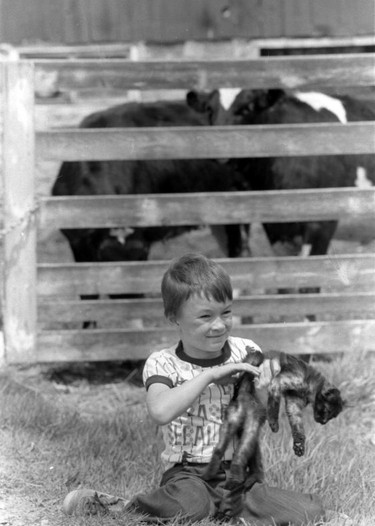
[166,315,178,326]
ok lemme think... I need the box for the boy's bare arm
[146,362,260,425]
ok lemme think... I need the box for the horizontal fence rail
[36,320,375,362]
[36,122,375,161]
[34,54,375,90]
[40,188,375,230]
[38,292,375,326]
[38,255,375,296]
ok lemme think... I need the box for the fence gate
[1,54,375,364]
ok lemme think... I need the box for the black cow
[53,99,247,305]
[187,88,375,259]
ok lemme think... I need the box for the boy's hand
[211,362,260,386]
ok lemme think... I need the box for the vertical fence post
[1,60,37,364]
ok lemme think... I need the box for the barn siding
[0,0,374,45]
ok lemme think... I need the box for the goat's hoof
[269,421,279,433]
[293,442,305,456]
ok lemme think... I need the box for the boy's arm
[146,361,260,425]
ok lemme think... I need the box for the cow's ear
[266,89,284,108]
[207,89,221,111]
[186,90,216,113]
[186,90,202,111]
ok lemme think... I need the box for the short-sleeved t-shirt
[143,335,262,469]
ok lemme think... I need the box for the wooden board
[38,292,375,326]
[37,254,375,296]
[34,54,375,91]
[31,320,375,364]
[35,122,375,162]
[40,188,375,230]
[1,61,37,363]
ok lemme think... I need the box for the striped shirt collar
[175,339,231,367]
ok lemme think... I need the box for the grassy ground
[0,352,374,526]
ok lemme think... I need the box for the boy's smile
[174,293,233,360]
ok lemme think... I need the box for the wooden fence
[1,53,375,364]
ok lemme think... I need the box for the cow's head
[187,88,285,126]
[186,89,229,125]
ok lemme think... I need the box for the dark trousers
[127,461,325,525]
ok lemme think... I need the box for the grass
[0,352,374,526]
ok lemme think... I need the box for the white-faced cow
[187,88,375,261]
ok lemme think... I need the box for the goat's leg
[246,441,264,485]
[267,378,282,432]
[284,395,306,456]
[203,413,240,480]
[226,409,263,489]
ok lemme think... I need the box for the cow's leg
[299,221,337,321]
[209,224,238,257]
[305,221,337,257]
[81,295,100,329]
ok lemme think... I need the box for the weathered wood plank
[36,122,375,162]
[1,61,37,363]
[31,320,375,364]
[38,293,375,325]
[40,188,375,230]
[17,37,375,60]
[34,54,375,91]
[37,255,375,296]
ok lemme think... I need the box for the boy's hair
[161,253,233,320]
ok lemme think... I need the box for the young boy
[63,253,325,524]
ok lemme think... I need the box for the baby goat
[204,349,265,489]
[204,349,344,489]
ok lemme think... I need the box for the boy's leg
[127,463,217,522]
[241,482,325,526]
[62,465,218,521]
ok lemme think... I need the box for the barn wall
[0,0,374,45]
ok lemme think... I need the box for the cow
[52,99,247,314]
[186,88,375,260]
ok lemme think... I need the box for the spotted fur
[203,349,265,489]
[267,351,344,457]
[204,349,344,489]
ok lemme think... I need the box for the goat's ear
[245,346,263,367]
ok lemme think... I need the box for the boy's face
[174,293,233,359]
